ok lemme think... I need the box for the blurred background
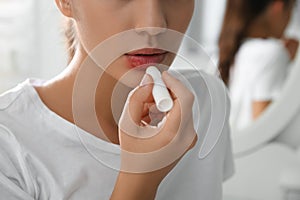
[0,0,66,92]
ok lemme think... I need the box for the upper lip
[126,48,167,56]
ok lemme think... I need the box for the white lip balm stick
[146,66,174,112]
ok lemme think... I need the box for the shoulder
[0,82,26,111]
[238,38,290,63]
[171,69,235,179]
[0,81,29,152]
[0,79,40,120]
[0,81,38,196]
[241,38,287,54]
[171,69,231,158]
[0,80,34,142]
[235,38,291,74]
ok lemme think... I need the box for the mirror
[227,0,300,154]
[232,48,300,156]
[223,50,300,200]
[218,1,300,199]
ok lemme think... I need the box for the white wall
[0,0,33,91]
[175,0,226,72]
[285,0,300,39]
[198,0,227,54]
[35,0,67,79]
[0,0,67,93]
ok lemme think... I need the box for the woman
[0,0,233,199]
[219,0,298,131]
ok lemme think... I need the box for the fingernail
[140,74,152,86]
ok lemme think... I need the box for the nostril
[134,27,167,47]
[134,27,167,46]
[135,27,167,36]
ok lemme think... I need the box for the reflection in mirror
[218,0,299,132]
[224,49,300,200]
[220,1,300,199]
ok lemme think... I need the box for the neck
[247,22,269,39]
[36,46,131,144]
[246,15,272,39]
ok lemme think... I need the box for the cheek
[166,1,195,32]
[77,20,114,52]
[75,4,130,52]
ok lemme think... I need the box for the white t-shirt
[229,38,291,131]
[0,70,234,200]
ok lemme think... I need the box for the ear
[55,0,73,18]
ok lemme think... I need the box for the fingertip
[138,82,153,97]
[162,71,180,89]
[162,71,172,85]
[162,71,170,78]
[140,73,154,87]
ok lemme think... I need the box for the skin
[247,0,295,39]
[37,0,196,199]
[252,101,272,119]
[40,0,194,142]
[246,0,296,119]
[284,38,299,60]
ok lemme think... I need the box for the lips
[125,48,168,69]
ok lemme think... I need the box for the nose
[134,1,167,36]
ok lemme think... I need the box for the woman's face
[68,0,195,85]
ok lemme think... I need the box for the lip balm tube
[146,66,174,112]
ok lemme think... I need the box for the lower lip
[125,53,167,69]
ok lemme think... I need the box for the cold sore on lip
[125,48,168,69]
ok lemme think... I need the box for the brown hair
[64,18,77,63]
[218,0,293,85]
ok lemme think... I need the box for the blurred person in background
[218,0,299,131]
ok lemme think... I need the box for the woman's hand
[110,71,197,200]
